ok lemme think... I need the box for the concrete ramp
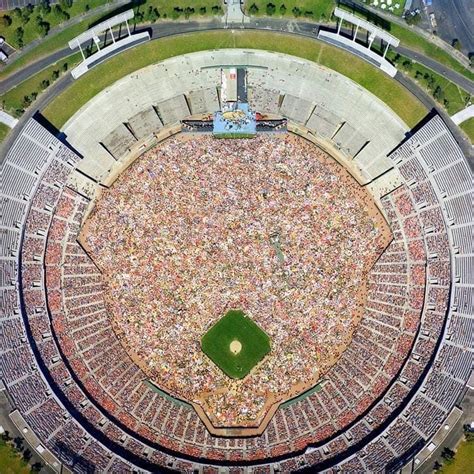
[156,95,191,125]
[188,88,220,115]
[306,107,342,139]
[101,123,137,159]
[248,87,280,115]
[128,108,163,139]
[332,122,368,157]
[279,95,314,124]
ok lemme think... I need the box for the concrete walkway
[0,110,18,128]
[224,0,249,25]
[451,105,474,125]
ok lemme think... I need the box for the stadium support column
[383,41,391,58]
[109,25,116,44]
[353,23,360,42]
[76,40,85,61]
[125,18,131,36]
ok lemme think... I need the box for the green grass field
[0,440,31,474]
[439,438,474,474]
[42,30,427,129]
[388,52,471,116]
[1,54,81,117]
[0,123,10,143]
[201,310,271,379]
[459,118,474,145]
[0,13,104,81]
[245,0,334,22]
[1,0,110,49]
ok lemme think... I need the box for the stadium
[0,1,473,473]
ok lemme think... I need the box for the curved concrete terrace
[62,48,408,185]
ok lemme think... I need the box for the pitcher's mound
[230,340,242,355]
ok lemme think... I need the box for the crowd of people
[83,134,389,426]
[1,126,465,472]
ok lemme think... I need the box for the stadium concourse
[0,47,473,474]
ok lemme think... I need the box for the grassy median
[42,30,427,129]
[459,118,474,145]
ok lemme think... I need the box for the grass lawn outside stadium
[201,310,271,379]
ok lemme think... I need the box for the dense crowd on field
[84,134,389,425]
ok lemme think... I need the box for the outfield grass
[245,0,334,22]
[0,440,31,474]
[459,118,474,145]
[42,30,427,129]
[0,123,11,143]
[1,54,81,117]
[201,310,271,379]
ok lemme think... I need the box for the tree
[171,7,182,19]
[405,13,421,26]
[441,447,455,462]
[62,62,68,72]
[452,39,462,51]
[279,4,286,15]
[184,7,194,19]
[0,15,12,27]
[36,17,50,37]
[211,5,222,15]
[13,436,24,451]
[60,0,73,10]
[402,59,412,71]
[52,69,60,80]
[199,6,206,14]
[415,70,423,80]
[21,8,32,25]
[1,430,11,441]
[22,448,32,462]
[53,5,70,21]
[22,95,33,107]
[433,460,443,471]
[13,7,22,20]
[14,27,24,47]
[40,79,50,89]
[31,462,43,472]
[266,3,276,16]
[38,0,51,15]
[433,85,444,101]
[248,3,258,14]
[146,6,160,22]
[292,7,302,17]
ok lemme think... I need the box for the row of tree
[247,3,325,20]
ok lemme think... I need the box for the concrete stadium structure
[0,46,473,474]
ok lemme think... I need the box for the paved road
[431,0,474,57]
[396,45,474,95]
[1,17,474,95]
